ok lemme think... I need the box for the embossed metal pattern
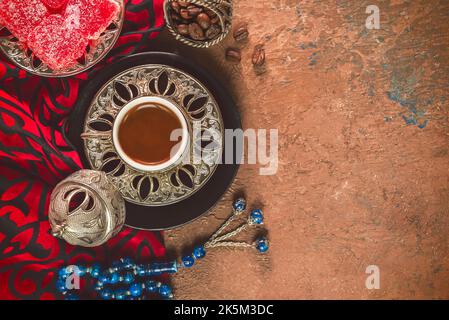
[49,169,126,247]
[81,64,224,206]
[0,0,124,78]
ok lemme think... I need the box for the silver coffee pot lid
[49,170,126,247]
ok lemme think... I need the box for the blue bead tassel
[56,198,268,300]
[233,198,247,213]
[255,237,269,253]
[249,209,264,225]
[203,199,269,253]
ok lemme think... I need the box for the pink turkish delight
[0,0,48,42]
[65,0,119,40]
[27,14,88,70]
[1,0,120,70]
[41,0,68,10]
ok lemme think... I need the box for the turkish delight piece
[42,0,68,10]
[0,0,48,42]
[27,14,88,70]
[65,0,119,40]
[0,5,4,26]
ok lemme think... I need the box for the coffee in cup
[112,96,189,172]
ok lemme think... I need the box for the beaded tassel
[203,198,268,251]
[57,260,176,300]
[56,198,268,300]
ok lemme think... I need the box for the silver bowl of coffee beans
[164,0,233,48]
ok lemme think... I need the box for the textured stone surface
[156,0,449,299]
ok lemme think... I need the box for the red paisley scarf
[0,0,166,300]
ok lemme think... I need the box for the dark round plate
[65,52,241,230]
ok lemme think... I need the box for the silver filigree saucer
[81,64,224,206]
[0,0,124,78]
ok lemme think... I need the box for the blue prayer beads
[255,237,269,253]
[249,209,264,225]
[56,259,174,300]
[55,198,268,300]
[130,283,143,297]
[193,246,206,259]
[233,198,247,213]
[182,255,195,267]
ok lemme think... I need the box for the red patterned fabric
[0,0,166,300]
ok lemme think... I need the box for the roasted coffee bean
[188,23,205,40]
[206,24,221,39]
[170,1,223,42]
[233,22,249,42]
[176,24,189,36]
[187,5,202,17]
[204,8,219,23]
[180,8,192,20]
[252,44,265,66]
[170,12,182,22]
[170,1,181,13]
[197,13,211,29]
[225,48,241,63]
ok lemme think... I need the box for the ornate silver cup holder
[66,52,241,230]
[81,64,224,207]
[0,0,124,77]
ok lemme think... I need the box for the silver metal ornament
[81,64,224,207]
[49,169,126,247]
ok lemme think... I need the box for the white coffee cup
[112,96,189,172]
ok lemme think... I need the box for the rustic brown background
[154,0,449,299]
